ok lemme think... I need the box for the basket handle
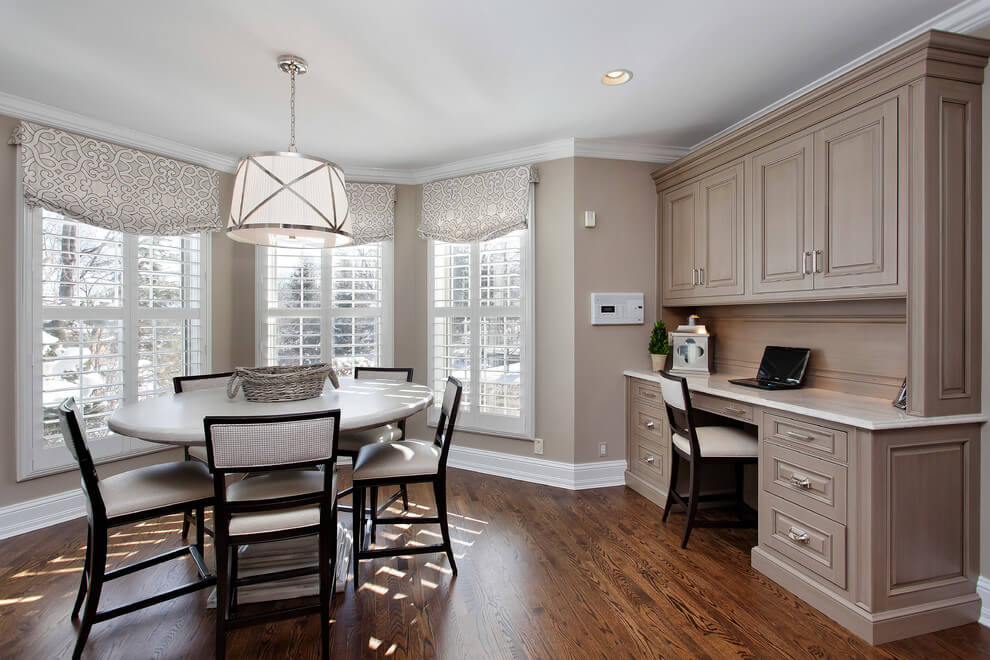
[226,374,242,399]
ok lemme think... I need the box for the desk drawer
[764,413,848,464]
[763,442,847,523]
[761,492,847,589]
[630,378,662,408]
[629,403,665,442]
[629,435,666,486]
[690,392,755,423]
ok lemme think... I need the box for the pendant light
[227,55,351,249]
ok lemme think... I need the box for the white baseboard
[978,575,990,627]
[447,445,626,490]
[0,488,86,541]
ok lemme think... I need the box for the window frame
[16,202,212,481]
[253,241,395,372]
[425,214,535,439]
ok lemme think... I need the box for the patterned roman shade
[344,182,396,244]
[418,165,538,242]
[9,121,222,235]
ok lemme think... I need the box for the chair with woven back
[57,397,216,660]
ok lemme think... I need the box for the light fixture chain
[289,66,297,152]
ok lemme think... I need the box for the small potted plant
[649,320,670,372]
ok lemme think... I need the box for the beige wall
[572,158,658,462]
[0,113,252,508]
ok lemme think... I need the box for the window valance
[9,121,222,235]
[345,182,396,244]
[418,165,538,243]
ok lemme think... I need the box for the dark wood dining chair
[337,367,414,521]
[204,409,341,660]
[351,376,462,588]
[657,371,758,548]
[173,371,233,539]
[58,398,216,660]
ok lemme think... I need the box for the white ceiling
[0,0,965,171]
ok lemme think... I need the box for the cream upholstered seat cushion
[672,426,758,459]
[187,444,208,462]
[226,469,337,536]
[338,424,403,454]
[100,461,213,519]
[352,440,440,481]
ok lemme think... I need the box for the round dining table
[108,376,434,446]
[107,376,434,603]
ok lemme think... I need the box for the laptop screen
[756,346,811,384]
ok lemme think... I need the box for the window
[256,242,394,376]
[17,208,209,479]
[427,229,533,437]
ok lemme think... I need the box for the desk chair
[173,371,233,539]
[336,367,414,521]
[205,409,341,660]
[58,398,216,660]
[657,372,758,548]
[351,376,462,587]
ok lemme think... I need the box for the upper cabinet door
[662,181,700,299]
[812,95,900,290]
[751,135,815,294]
[696,162,745,296]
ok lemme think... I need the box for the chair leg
[351,486,363,591]
[369,488,378,545]
[662,453,681,523]
[71,525,92,620]
[681,460,701,549]
[195,507,206,566]
[229,544,239,616]
[181,509,191,538]
[73,524,107,660]
[400,484,409,511]
[432,477,457,576]
[215,536,229,660]
[318,505,333,660]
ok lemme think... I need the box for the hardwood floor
[0,467,987,659]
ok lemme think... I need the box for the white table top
[108,377,434,446]
[623,370,987,431]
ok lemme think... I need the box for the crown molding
[342,166,419,185]
[409,138,576,183]
[0,91,241,172]
[573,138,688,163]
[689,0,990,153]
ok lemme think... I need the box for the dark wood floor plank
[0,468,988,659]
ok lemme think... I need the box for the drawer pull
[644,455,655,464]
[785,430,813,441]
[789,475,812,489]
[724,406,746,415]
[787,527,811,544]
[645,420,655,430]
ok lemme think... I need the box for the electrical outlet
[599,442,607,457]
[533,438,544,455]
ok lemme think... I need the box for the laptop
[728,346,811,390]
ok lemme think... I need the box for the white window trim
[254,241,395,369]
[15,199,212,481]
[425,194,535,439]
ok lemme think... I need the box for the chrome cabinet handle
[787,527,811,544]
[785,430,813,441]
[724,406,746,415]
[801,251,810,275]
[698,267,704,285]
[645,420,656,429]
[691,268,698,285]
[813,249,823,274]
[645,455,655,464]
[790,474,812,489]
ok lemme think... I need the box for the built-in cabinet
[662,161,744,300]
[663,94,903,303]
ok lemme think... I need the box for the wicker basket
[226,364,339,402]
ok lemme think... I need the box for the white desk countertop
[623,370,987,431]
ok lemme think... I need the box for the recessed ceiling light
[602,69,632,85]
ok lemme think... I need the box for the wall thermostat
[590,292,644,325]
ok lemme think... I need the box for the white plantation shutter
[21,208,209,478]
[258,242,393,376]
[427,228,532,436]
